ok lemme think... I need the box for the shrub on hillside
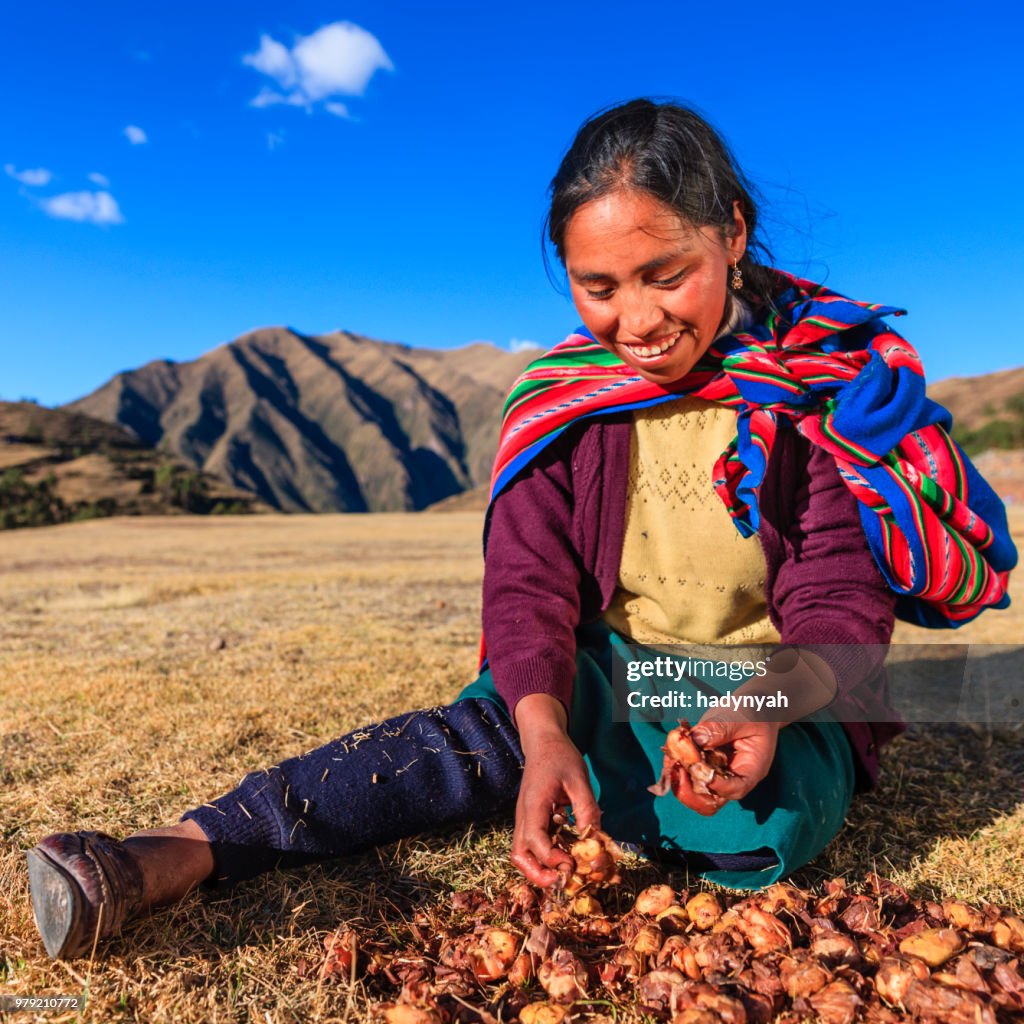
[955,417,1024,456]
[154,463,209,512]
[0,469,69,529]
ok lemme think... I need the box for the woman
[26,99,1014,960]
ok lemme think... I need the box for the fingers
[510,844,567,887]
[706,769,756,802]
[513,824,574,886]
[512,762,602,886]
[565,777,602,833]
[691,719,778,804]
[707,752,770,800]
[690,719,740,749]
[513,786,568,883]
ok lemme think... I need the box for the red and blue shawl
[488,272,1016,629]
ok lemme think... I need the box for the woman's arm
[482,427,602,883]
[510,694,601,886]
[482,429,584,718]
[681,648,839,814]
[770,437,897,687]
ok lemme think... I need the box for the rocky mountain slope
[67,329,536,512]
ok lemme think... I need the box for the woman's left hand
[671,719,781,816]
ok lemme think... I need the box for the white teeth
[626,332,680,359]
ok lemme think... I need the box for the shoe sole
[26,847,87,959]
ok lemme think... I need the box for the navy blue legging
[181,698,773,888]
[181,700,524,887]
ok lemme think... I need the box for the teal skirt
[457,621,855,890]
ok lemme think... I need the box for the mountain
[0,401,267,529]
[925,366,1024,504]
[67,329,538,512]
[929,365,1024,455]
[64,325,1024,514]
[929,366,1024,429]
[424,484,490,513]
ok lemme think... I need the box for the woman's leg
[177,698,524,888]
[120,820,215,909]
[28,698,523,957]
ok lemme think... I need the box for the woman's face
[563,189,747,386]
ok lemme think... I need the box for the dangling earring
[731,257,744,291]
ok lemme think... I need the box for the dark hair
[545,99,778,311]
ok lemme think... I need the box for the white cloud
[88,171,110,187]
[5,163,53,186]
[249,86,307,109]
[266,131,285,151]
[291,22,392,98]
[39,190,124,226]
[244,35,296,87]
[124,124,148,145]
[243,22,392,115]
[509,338,542,353]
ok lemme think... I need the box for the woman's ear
[728,199,749,258]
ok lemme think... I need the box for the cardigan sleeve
[770,437,904,790]
[770,438,898,696]
[481,431,583,723]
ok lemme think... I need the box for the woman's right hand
[509,694,601,888]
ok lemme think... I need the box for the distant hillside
[0,402,266,529]
[930,365,1024,455]
[424,484,490,513]
[971,449,1024,505]
[67,329,536,513]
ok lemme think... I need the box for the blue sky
[2,2,1021,406]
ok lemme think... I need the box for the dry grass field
[1,510,1022,1022]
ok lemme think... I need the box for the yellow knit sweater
[603,397,782,646]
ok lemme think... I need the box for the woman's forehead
[564,191,712,276]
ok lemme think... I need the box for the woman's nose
[616,289,662,339]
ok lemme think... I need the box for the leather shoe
[26,831,144,959]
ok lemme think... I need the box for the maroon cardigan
[481,411,903,789]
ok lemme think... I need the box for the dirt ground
[0,509,1021,1022]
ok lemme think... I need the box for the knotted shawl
[488,272,1016,628]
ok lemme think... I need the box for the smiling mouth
[618,331,682,361]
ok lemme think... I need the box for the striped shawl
[488,272,1016,628]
